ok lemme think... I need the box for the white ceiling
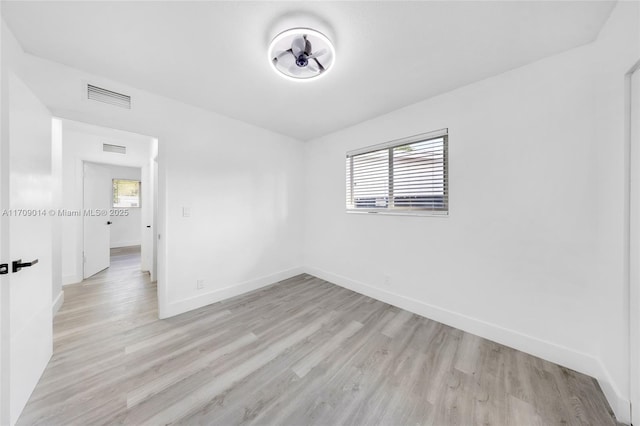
[2,1,615,141]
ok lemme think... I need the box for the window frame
[346,128,448,216]
[112,178,142,208]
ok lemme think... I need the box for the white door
[631,66,640,426]
[83,163,111,278]
[0,73,53,425]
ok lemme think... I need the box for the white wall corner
[62,274,82,286]
[52,290,64,317]
[302,265,631,424]
[594,359,632,425]
[162,267,305,319]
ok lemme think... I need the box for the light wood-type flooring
[18,246,619,425]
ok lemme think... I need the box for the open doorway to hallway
[55,118,158,295]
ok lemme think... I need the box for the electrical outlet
[384,274,392,286]
[196,279,205,290]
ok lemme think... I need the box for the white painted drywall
[51,119,62,307]
[629,64,640,426]
[60,121,152,284]
[2,21,305,317]
[303,3,638,423]
[590,3,640,422]
[106,164,142,249]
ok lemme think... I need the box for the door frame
[59,120,163,315]
[151,153,158,282]
[627,59,640,425]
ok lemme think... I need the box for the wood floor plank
[137,311,340,425]
[16,246,619,425]
[126,332,258,408]
[292,320,363,378]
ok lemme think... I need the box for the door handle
[146,225,151,228]
[107,221,112,225]
[12,259,39,273]
[0,264,8,275]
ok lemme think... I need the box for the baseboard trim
[303,265,631,424]
[52,290,64,317]
[162,267,305,318]
[62,274,82,286]
[595,359,632,424]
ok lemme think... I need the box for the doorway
[58,119,158,286]
[83,162,145,279]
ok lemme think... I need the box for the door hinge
[0,264,8,275]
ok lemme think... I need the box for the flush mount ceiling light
[268,28,335,81]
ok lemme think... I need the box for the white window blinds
[346,129,448,215]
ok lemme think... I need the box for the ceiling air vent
[103,143,126,154]
[87,84,131,109]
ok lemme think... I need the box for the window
[112,179,141,208]
[346,129,448,215]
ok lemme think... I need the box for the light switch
[182,207,191,217]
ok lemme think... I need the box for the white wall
[60,120,152,284]
[303,3,638,423]
[631,63,640,426]
[591,3,640,422]
[1,20,305,317]
[107,164,142,249]
[51,119,62,311]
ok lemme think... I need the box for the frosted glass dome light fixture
[268,28,335,81]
